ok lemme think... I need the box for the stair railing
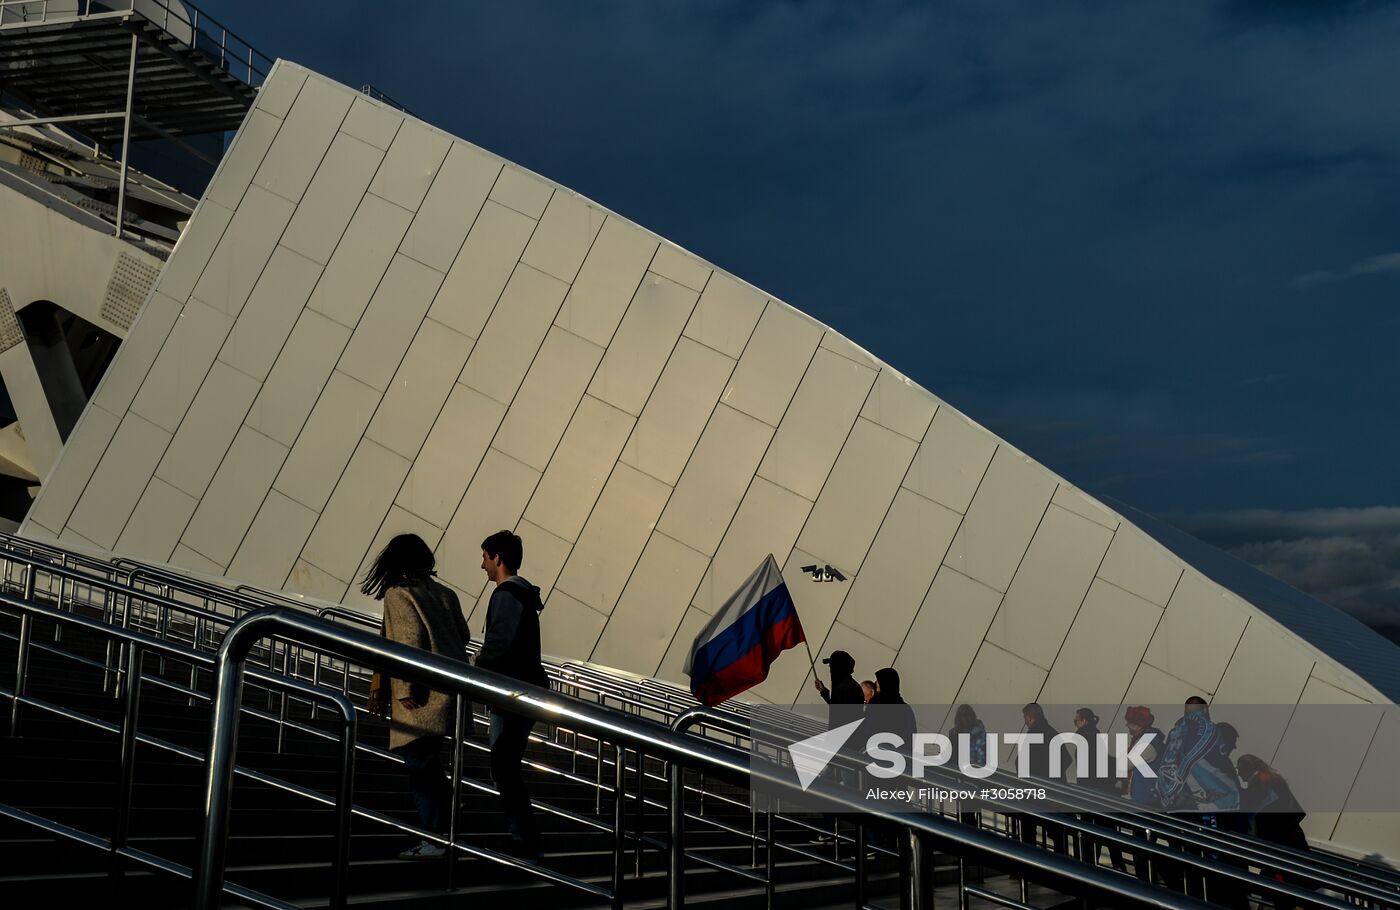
[6,535,1400,905]
[671,706,1400,910]
[1,590,356,909]
[198,606,1221,910]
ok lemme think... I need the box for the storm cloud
[1172,507,1400,639]
[200,2,1400,641]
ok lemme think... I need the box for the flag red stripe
[693,612,806,707]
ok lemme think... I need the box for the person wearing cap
[814,649,865,727]
[807,650,866,847]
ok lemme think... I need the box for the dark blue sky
[202,1,1400,630]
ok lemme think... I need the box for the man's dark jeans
[489,711,540,851]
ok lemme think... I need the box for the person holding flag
[685,555,807,707]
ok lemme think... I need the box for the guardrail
[5,533,1398,908]
[198,607,1216,910]
[0,0,273,86]
[1,590,354,909]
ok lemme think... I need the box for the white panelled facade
[22,61,1400,860]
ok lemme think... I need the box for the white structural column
[0,344,64,477]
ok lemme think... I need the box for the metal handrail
[1,544,811,899]
[670,707,1399,910]
[673,705,1400,901]
[5,535,1398,905]
[0,594,632,903]
[0,0,274,86]
[198,608,1222,910]
[0,589,354,909]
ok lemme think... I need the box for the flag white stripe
[684,554,783,676]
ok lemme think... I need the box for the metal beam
[0,111,126,130]
[129,113,219,167]
[114,29,137,239]
[0,8,133,34]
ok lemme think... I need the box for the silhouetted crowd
[812,650,1308,855]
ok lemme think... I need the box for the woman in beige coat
[363,533,471,860]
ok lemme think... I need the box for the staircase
[3,536,1400,909]
[0,602,914,908]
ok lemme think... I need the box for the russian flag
[685,555,806,707]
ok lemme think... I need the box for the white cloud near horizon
[1294,252,1400,288]
[1170,506,1400,635]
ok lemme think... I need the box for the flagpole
[803,638,822,692]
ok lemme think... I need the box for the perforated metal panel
[17,151,47,174]
[100,252,160,331]
[0,289,22,353]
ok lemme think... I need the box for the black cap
[822,650,855,673]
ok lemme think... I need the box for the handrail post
[856,823,867,910]
[10,611,31,736]
[750,802,758,868]
[194,636,248,908]
[111,642,141,874]
[446,695,464,891]
[595,738,604,816]
[330,692,356,910]
[54,574,66,642]
[276,675,289,753]
[634,749,644,875]
[188,615,205,706]
[9,564,36,737]
[612,743,625,910]
[906,829,933,910]
[103,586,117,694]
[669,762,684,910]
[157,597,169,674]
[764,807,775,910]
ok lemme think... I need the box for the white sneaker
[398,840,447,860]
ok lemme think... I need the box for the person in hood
[948,704,988,827]
[870,668,916,742]
[1236,754,1309,853]
[1157,697,1240,817]
[362,534,472,861]
[1018,703,1062,850]
[862,669,918,852]
[477,529,548,860]
[1072,708,1117,795]
[1021,702,1061,780]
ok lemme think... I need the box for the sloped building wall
[21,61,1400,858]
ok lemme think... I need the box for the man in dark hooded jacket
[478,530,547,859]
[868,668,916,749]
[1018,703,1062,850]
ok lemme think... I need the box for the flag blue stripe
[690,584,796,685]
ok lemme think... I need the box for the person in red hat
[1123,706,1164,805]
